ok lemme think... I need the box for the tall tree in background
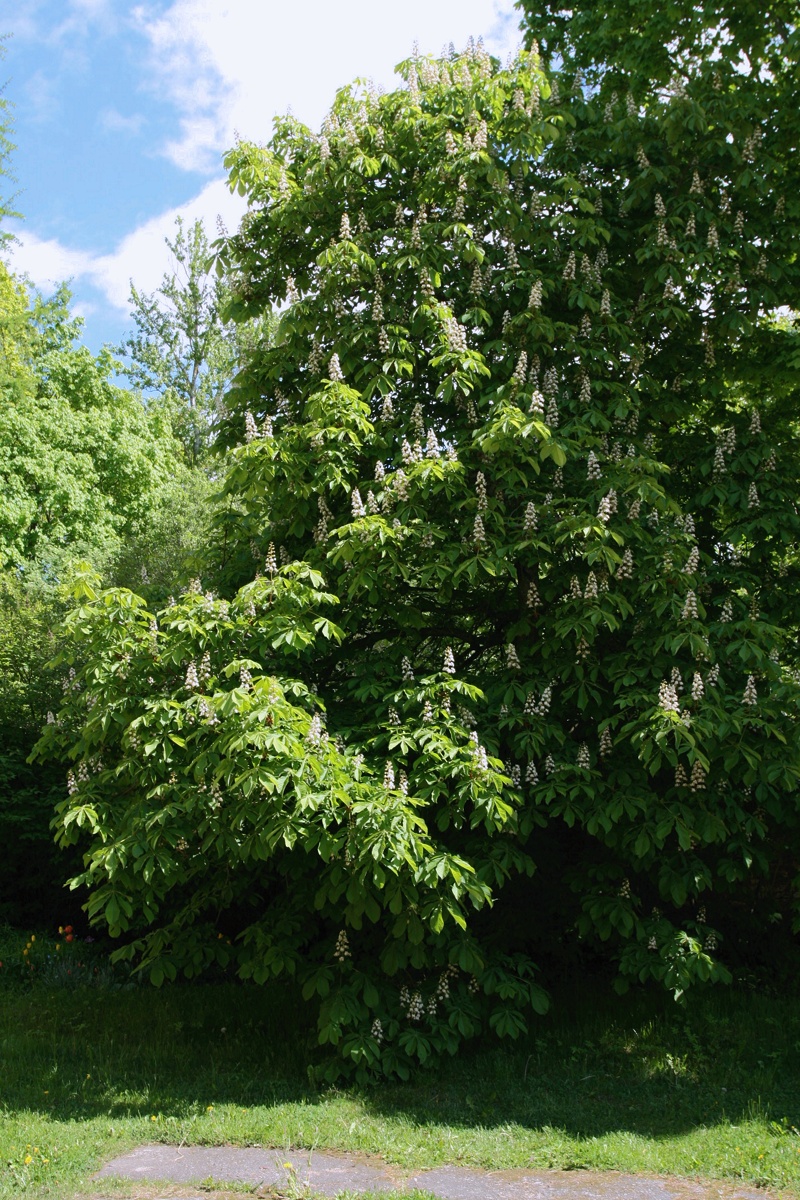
[117,217,274,467]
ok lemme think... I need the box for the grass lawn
[1,927,799,1198]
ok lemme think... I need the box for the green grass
[1,926,799,1198]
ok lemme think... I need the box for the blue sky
[0,0,521,352]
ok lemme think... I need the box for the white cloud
[8,179,245,313]
[99,108,146,135]
[133,0,522,173]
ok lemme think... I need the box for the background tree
[41,30,800,1081]
[0,570,81,927]
[117,217,275,467]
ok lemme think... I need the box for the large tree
[41,30,800,1079]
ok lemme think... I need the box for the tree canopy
[39,24,800,1080]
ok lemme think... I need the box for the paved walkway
[96,1144,770,1199]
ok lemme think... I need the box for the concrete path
[96,1144,770,1199]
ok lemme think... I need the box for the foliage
[0,572,83,927]
[116,217,275,466]
[39,34,800,1080]
[108,466,216,609]
[0,267,188,576]
[0,264,210,922]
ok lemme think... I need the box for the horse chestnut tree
[38,31,800,1078]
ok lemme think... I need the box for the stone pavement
[96,1144,771,1199]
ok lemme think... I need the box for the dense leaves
[40,31,800,1078]
[0,265,188,576]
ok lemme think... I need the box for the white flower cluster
[577,743,591,769]
[239,666,252,692]
[681,590,698,620]
[406,990,425,1021]
[523,502,538,534]
[599,727,613,757]
[529,279,543,309]
[597,490,618,524]
[526,581,540,608]
[748,483,759,509]
[524,685,552,717]
[707,663,720,686]
[443,647,456,675]
[617,548,634,580]
[265,543,278,576]
[244,412,258,443]
[691,672,704,701]
[435,964,459,1000]
[371,1018,384,1044]
[529,390,545,417]
[690,760,706,791]
[185,662,199,690]
[315,495,333,544]
[334,930,351,962]
[510,764,521,786]
[473,514,486,542]
[444,316,468,353]
[306,713,323,746]
[544,754,556,775]
[469,730,489,772]
[383,761,395,789]
[587,451,601,481]
[351,488,366,518]
[475,471,487,511]
[743,675,758,706]
[684,545,700,574]
[506,643,521,670]
[545,396,559,427]
[401,656,414,682]
[328,353,344,381]
[658,680,680,712]
[526,760,539,785]
[511,351,528,387]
